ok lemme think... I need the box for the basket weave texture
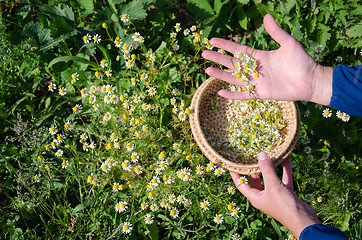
[189,77,300,175]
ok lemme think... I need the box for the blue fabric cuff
[329,65,362,117]
[299,224,347,240]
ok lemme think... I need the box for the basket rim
[189,77,300,175]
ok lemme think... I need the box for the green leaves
[187,0,215,20]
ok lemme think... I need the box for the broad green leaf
[17,5,31,19]
[55,4,75,21]
[187,0,215,20]
[346,24,362,38]
[48,56,97,70]
[49,17,77,39]
[123,0,148,20]
[214,0,223,16]
[147,223,159,240]
[237,0,249,4]
[237,5,248,30]
[79,0,94,16]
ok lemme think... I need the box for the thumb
[258,152,280,189]
[263,14,294,48]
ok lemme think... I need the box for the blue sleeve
[299,224,347,240]
[329,65,362,117]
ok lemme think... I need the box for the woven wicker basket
[189,77,300,175]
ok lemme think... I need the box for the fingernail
[258,152,269,161]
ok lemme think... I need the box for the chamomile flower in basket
[190,53,300,175]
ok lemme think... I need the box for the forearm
[280,200,321,239]
[310,65,334,105]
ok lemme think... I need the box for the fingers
[202,50,239,69]
[218,89,255,101]
[258,152,281,190]
[263,14,294,48]
[249,174,264,190]
[205,67,244,86]
[230,172,260,200]
[282,156,294,191]
[209,38,256,56]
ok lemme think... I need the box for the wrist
[310,65,334,105]
[281,200,321,239]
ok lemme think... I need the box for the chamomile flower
[178,111,186,121]
[230,207,240,217]
[341,113,350,122]
[329,190,336,197]
[140,202,147,210]
[183,28,190,36]
[72,104,82,113]
[83,33,91,44]
[169,208,179,218]
[305,194,313,202]
[172,88,180,95]
[126,142,134,151]
[195,165,204,175]
[132,32,141,41]
[121,160,131,171]
[88,95,96,104]
[61,160,68,169]
[133,165,142,175]
[174,23,181,32]
[301,136,310,145]
[121,222,132,234]
[105,69,112,77]
[304,110,311,117]
[34,173,41,182]
[312,54,319,61]
[227,186,235,195]
[308,177,316,185]
[315,45,324,53]
[322,108,332,118]
[160,200,168,209]
[317,196,323,203]
[70,72,79,84]
[322,152,330,160]
[49,126,58,135]
[115,201,128,213]
[149,203,158,212]
[148,87,156,96]
[101,163,111,173]
[114,37,122,48]
[200,200,210,211]
[144,214,154,225]
[236,176,248,186]
[93,34,101,44]
[120,14,130,23]
[335,56,343,62]
[112,182,119,192]
[125,59,134,68]
[55,149,63,157]
[214,214,223,224]
[100,59,107,68]
[48,82,56,92]
[176,195,186,204]
[103,112,112,122]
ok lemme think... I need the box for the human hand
[202,14,333,106]
[231,152,320,239]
